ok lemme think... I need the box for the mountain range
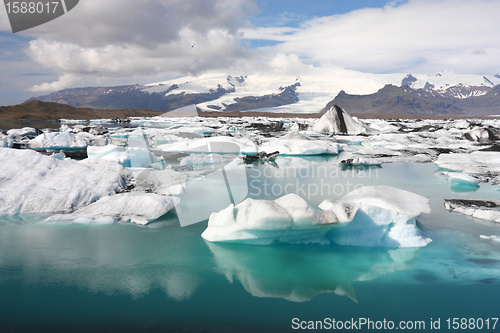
[28,70,500,117]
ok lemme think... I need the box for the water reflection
[205,241,419,303]
[0,223,204,301]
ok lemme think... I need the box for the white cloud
[16,0,258,92]
[242,0,500,74]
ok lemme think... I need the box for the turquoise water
[1,161,500,332]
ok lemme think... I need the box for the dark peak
[423,82,435,90]
[401,74,417,87]
[495,74,500,79]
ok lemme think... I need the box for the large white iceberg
[46,192,179,225]
[202,186,431,247]
[0,148,131,215]
[311,104,366,135]
[201,194,337,245]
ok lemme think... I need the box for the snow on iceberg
[258,133,340,155]
[134,168,188,196]
[0,148,131,215]
[202,186,431,247]
[320,186,431,247]
[201,194,337,245]
[87,144,164,169]
[46,192,179,225]
[29,131,88,149]
[311,104,366,135]
[435,151,500,183]
[157,136,257,154]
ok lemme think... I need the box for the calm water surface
[1,160,500,332]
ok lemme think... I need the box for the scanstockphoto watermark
[248,162,380,199]
[4,0,79,33]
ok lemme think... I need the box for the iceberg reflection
[206,241,420,302]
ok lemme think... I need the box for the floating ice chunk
[202,194,337,245]
[450,119,471,129]
[134,168,188,196]
[320,186,431,247]
[46,192,179,225]
[29,131,88,149]
[311,104,366,135]
[0,148,131,214]
[480,235,500,242]
[445,199,500,223]
[7,127,37,137]
[442,171,479,185]
[259,133,340,155]
[87,144,164,168]
[435,152,500,182]
[158,136,257,154]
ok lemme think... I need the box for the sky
[0,0,499,106]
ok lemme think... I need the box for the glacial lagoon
[1,157,500,332]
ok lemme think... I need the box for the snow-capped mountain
[30,69,500,116]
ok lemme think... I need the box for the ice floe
[158,136,257,154]
[445,199,500,223]
[202,186,431,247]
[29,131,89,149]
[202,193,337,245]
[435,151,500,183]
[0,148,131,214]
[46,192,179,225]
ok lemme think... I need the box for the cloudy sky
[1,0,499,105]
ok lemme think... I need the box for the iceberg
[444,199,500,223]
[87,144,164,169]
[29,131,88,149]
[0,148,131,215]
[320,186,431,247]
[435,151,500,183]
[46,192,179,225]
[157,136,257,154]
[202,186,431,247]
[201,194,337,245]
[258,133,340,155]
[311,104,366,135]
